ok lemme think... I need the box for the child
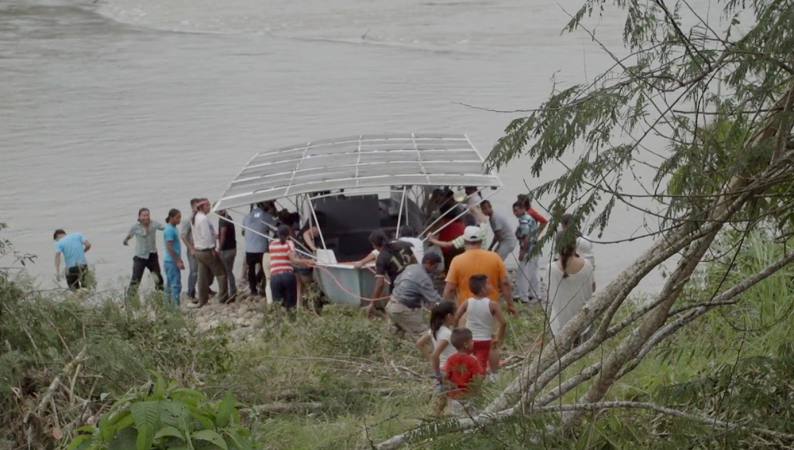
[454,274,506,375]
[416,301,457,415]
[444,328,485,415]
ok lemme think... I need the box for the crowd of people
[52,188,598,415]
[53,197,318,309]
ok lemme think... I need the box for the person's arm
[417,271,442,307]
[54,252,62,281]
[453,301,468,327]
[371,276,386,302]
[218,223,228,250]
[442,282,457,302]
[416,333,432,358]
[166,238,184,270]
[83,240,91,253]
[501,279,516,315]
[288,249,315,268]
[123,233,132,246]
[427,236,454,249]
[431,340,449,378]
[491,302,507,347]
[180,224,195,255]
[352,251,377,268]
[303,229,317,253]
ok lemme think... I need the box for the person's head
[421,253,442,273]
[450,328,474,352]
[465,186,478,196]
[368,230,388,250]
[462,225,482,249]
[196,198,211,214]
[468,274,490,298]
[138,207,151,225]
[556,230,578,278]
[217,209,229,218]
[166,208,181,225]
[53,229,66,241]
[480,200,494,217]
[190,198,200,212]
[517,194,531,209]
[512,201,527,218]
[429,301,457,338]
[277,224,290,243]
[559,213,576,232]
[263,201,277,215]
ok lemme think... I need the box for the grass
[1,233,792,449]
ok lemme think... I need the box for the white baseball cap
[463,225,482,243]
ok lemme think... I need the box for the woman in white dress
[547,231,595,336]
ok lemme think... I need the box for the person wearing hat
[442,225,516,316]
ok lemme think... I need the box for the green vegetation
[1,232,792,449]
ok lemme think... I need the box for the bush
[68,375,257,450]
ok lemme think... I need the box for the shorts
[472,340,492,371]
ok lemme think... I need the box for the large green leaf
[65,434,91,450]
[131,401,161,450]
[223,429,254,450]
[215,393,235,428]
[101,412,134,443]
[154,425,185,442]
[108,428,137,450]
[171,388,207,407]
[160,400,191,429]
[191,430,229,450]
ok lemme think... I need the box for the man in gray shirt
[123,207,164,299]
[482,200,518,261]
[386,253,443,339]
[243,202,276,298]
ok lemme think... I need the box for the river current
[1,0,673,291]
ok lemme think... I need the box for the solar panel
[213,133,502,210]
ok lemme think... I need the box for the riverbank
[3,229,794,449]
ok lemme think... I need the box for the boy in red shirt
[444,328,485,415]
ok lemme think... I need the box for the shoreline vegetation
[1,231,793,449]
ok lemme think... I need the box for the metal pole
[307,195,327,250]
[395,186,407,238]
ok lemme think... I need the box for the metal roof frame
[213,133,502,211]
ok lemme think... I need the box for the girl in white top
[453,275,506,374]
[416,301,458,378]
[547,231,595,336]
[416,301,458,414]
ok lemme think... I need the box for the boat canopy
[213,133,502,211]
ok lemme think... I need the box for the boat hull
[315,264,385,307]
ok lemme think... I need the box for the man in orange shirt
[442,226,516,315]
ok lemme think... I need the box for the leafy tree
[378,0,794,447]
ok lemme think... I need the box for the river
[1,0,670,291]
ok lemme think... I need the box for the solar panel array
[214,134,502,210]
